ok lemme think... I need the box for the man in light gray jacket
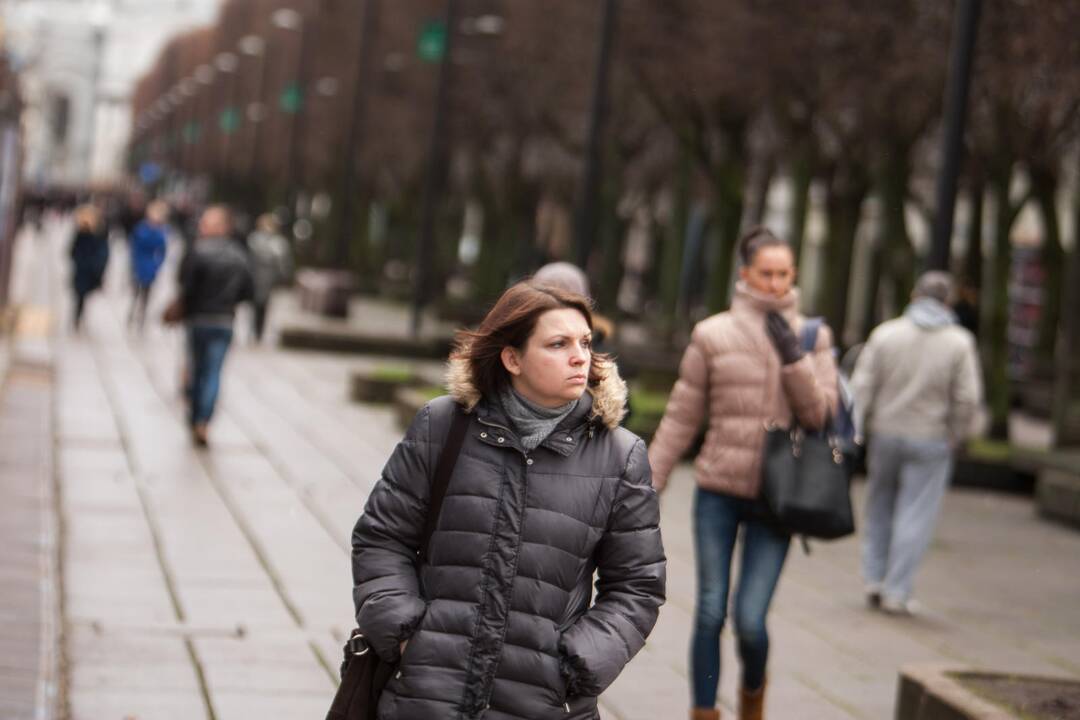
[851,271,982,615]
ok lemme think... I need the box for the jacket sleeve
[351,404,435,662]
[559,439,666,697]
[780,322,839,431]
[948,332,982,443]
[647,326,709,491]
[849,332,879,437]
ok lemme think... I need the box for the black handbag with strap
[759,321,855,541]
[326,404,470,720]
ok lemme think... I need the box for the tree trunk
[1030,165,1062,368]
[598,175,628,312]
[1052,172,1080,446]
[788,148,813,264]
[984,165,1014,439]
[822,170,867,342]
[963,177,984,291]
[874,144,914,331]
[659,146,690,336]
[705,171,743,315]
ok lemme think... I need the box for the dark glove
[765,311,803,365]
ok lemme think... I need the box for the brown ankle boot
[739,681,766,720]
[691,709,720,720]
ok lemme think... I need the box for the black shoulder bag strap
[418,404,470,563]
[326,404,470,720]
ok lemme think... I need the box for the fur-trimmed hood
[445,355,628,430]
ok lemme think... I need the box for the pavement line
[107,306,344,690]
[85,336,217,720]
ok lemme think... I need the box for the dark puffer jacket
[351,359,666,720]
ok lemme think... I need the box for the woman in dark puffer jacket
[351,281,666,720]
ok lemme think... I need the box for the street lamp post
[239,34,267,213]
[193,63,215,179]
[272,7,309,221]
[411,0,459,337]
[214,51,240,186]
[335,0,379,269]
[575,0,619,270]
[928,0,982,271]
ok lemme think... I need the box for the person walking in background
[850,271,982,616]
[245,213,292,342]
[533,261,616,350]
[127,200,169,331]
[351,281,665,719]
[69,204,109,331]
[648,227,838,720]
[176,205,254,447]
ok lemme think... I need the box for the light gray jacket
[850,298,982,444]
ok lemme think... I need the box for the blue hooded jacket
[129,220,167,287]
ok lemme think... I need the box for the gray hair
[533,262,590,299]
[913,271,954,303]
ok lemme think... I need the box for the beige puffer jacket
[648,283,839,497]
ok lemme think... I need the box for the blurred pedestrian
[127,200,169,331]
[850,271,982,616]
[69,204,109,330]
[647,227,839,720]
[350,281,665,719]
[246,213,292,342]
[952,281,980,338]
[533,261,615,350]
[176,205,254,447]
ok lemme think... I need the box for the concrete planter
[896,664,1080,720]
[1036,468,1080,529]
[394,387,438,430]
[349,368,420,404]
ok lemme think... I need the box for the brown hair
[452,281,610,401]
[737,226,792,266]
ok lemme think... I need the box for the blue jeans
[187,324,233,426]
[691,488,790,709]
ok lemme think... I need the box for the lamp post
[238,34,267,212]
[193,63,215,179]
[928,0,982,271]
[335,0,379,269]
[575,0,619,270]
[272,7,308,220]
[214,51,239,184]
[411,0,460,337]
[179,76,198,173]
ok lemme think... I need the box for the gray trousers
[861,434,953,603]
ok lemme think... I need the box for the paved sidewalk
[0,223,61,720]
[5,217,1079,719]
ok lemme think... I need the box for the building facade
[1,0,221,187]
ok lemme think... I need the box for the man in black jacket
[179,205,254,446]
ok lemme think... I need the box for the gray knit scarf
[498,385,578,451]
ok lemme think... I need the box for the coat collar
[730,281,801,323]
[445,353,627,438]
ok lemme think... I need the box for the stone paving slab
[0,302,59,718]
[10,217,1080,719]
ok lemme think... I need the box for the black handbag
[760,422,855,540]
[326,405,470,720]
[759,318,855,541]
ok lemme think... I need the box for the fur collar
[445,355,628,430]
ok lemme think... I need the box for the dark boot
[691,709,720,720]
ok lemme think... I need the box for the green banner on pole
[417,20,447,63]
[279,83,304,113]
[182,122,201,144]
[219,107,241,133]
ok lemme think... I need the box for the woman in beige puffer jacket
[648,228,838,720]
